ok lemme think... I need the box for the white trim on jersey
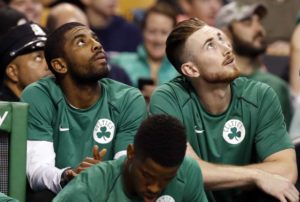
[27,140,68,194]
[113,150,127,160]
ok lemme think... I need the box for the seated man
[150,18,298,202]
[53,115,208,202]
[21,22,147,194]
[0,22,50,101]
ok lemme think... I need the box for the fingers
[278,195,287,202]
[75,157,100,173]
[98,148,107,161]
[93,145,107,161]
[283,186,299,202]
[93,145,99,160]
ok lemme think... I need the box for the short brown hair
[166,18,206,74]
[141,2,177,31]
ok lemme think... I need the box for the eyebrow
[72,34,85,41]
[203,37,213,48]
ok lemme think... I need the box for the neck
[235,54,262,75]
[191,79,231,115]
[86,8,111,28]
[59,77,101,109]
[4,80,22,98]
[148,57,162,83]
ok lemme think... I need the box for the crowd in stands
[0,0,300,201]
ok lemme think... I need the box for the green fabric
[110,45,179,87]
[242,70,293,129]
[149,76,293,202]
[21,76,147,169]
[0,102,28,202]
[0,193,19,202]
[53,157,208,202]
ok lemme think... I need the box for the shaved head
[46,3,88,32]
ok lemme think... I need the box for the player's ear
[127,144,135,160]
[51,58,68,75]
[181,62,200,78]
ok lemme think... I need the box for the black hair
[134,114,187,167]
[44,22,85,77]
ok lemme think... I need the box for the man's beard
[67,60,109,85]
[231,30,267,59]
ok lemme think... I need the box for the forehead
[64,26,94,41]
[187,25,225,45]
[139,158,178,176]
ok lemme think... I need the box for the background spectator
[111,2,178,103]
[80,0,142,53]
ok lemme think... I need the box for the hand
[73,145,107,174]
[255,170,299,202]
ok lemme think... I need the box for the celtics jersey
[243,69,293,129]
[149,76,293,202]
[21,76,147,169]
[53,157,208,202]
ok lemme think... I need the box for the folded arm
[186,144,299,202]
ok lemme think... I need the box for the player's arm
[186,145,298,202]
[113,89,147,159]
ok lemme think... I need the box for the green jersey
[53,157,208,202]
[243,69,293,129]
[0,193,18,202]
[21,76,147,168]
[149,76,293,202]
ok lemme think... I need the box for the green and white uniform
[21,76,147,193]
[149,76,293,202]
[53,157,208,202]
[243,69,293,129]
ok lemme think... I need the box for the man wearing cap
[0,22,50,101]
[150,18,298,202]
[215,2,293,129]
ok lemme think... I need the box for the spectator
[80,0,142,53]
[215,2,293,129]
[240,0,300,56]
[111,3,178,102]
[21,22,147,197]
[150,18,298,202]
[178,0,222,25]
[3,0,43,24]
[290,16,300,108]
[0,22,50,101]
[46,3,88,33]
[53,115,208,202]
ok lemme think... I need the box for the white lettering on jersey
[93,118,115,144]
[156,195,175,202]
[223,119,245,144]
[0,111,8,127]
